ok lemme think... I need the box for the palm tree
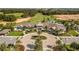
[70,42,79,50]
[34,30,43,51]
[0,43,7,51]
[53,40,66,51]
[56,40,61,45]
[34,38,43,51]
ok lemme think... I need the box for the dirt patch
[0,21,11,25]
[15,17,32,23]
[0,17,32,25]
[54,14,79,21]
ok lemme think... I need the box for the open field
[0,21,8,25]
[53,14,79,21]
[0,17,32,25]
[8,31,24,36]
[0,13,54,25]
[5,13,23,18]
[15,17,31,23]
[28,13,54,24]
[0,12,32,24]
[61,30,79,36]
[0,12,3,14]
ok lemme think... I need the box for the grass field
[53,14,79,21]
[5,13,23,18]
[15,17,31,23]
[8,31,24,36]
[0,12,3,14]
[62,30,79,36]
[0,12,31,24]
[27,13,54,24]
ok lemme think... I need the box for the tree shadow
[47,45,52,48]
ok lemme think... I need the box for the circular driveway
[20,32,58,51]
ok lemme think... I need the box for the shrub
[70,42,79,50]
[15,45,25,51]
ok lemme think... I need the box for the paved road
[41,33,58,51]
[20,33,37,51]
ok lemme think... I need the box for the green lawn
[16,13,56,25]
[5,13,23,18]
[65,45,74,51]
[27,13,55,24]
[8,31,24,36]
[68,30,79,36]
[62,30,79,36]
[0,12,3,14]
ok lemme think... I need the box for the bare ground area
[15,17,31,23]
[54,14,79,21]
[0,17,32,25]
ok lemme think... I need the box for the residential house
[43,22,66,32]
[59,36,79,44]
[22,23,34,28]
[36,22,45,31]
[0,29,11,36]
[0,36,17,45]
[14,23,35,31]
[55,23,66,33]
[14,25,23,31]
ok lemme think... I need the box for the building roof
[55,23,66,31]
[36,22,43,27]
[0,29,11,34]
[60,36,79,44]
[17,23,35,28]
[0,36,17,45]
[43,22,66,31]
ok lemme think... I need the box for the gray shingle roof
[0,36,17,45]
[60,36,79,44]
[0,29,11,34]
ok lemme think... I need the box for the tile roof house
[36,22,45,31]
[15,23,35,31]
[22,23,34,28]
[19,23,35,28]
[55,23,66,31]
[43,22,66,31]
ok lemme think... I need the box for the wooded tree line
[0,14,16,21]
[0,9,38,17]
[38,8,79,15]
[1,8,79,22]
[1,8,79,15]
